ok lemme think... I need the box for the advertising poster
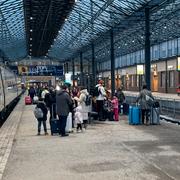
[137,65,144,75]
[18,66,28,75]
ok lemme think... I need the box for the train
[0,66,23,126]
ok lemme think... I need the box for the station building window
[169,71,174,87]
[161,72,166,87]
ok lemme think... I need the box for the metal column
[110,28,115,96]
[72,59,75,87]
[92,43,96,87]
[80,52,84,86]
[145,8,151,90]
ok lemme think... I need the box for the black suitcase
[50,104,60,135]
[123,103,129,115]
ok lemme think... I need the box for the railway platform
[1,97,180,180]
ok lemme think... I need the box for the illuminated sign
[177,57,180,71]
[137,65,144,75]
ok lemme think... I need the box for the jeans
[58,115,68,135]
[38,121,47,133]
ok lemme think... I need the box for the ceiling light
[30,49,32,51]
[164,26,167,29]
[132,40,135,43]
[30,44,32,47]
[30,38,32,40]
[30,17,33,20]
[30,29,33,32]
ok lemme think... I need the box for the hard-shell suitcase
[25,96,32,105]
[150,107,160,125]
[128,106,133,124]
[50,104,60,135]
[123,103,129,115]
[66,113,72,133]
[129,106,141,125]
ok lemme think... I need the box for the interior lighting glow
[30,17,33,20]
[30,44,32,47]
[30,38,32,40]
[30,29,33,32]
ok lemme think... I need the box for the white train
[0,66,22,126]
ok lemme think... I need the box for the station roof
[0,0,179,62]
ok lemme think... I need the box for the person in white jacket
[75,105,83,132]
[95,80,106,120]
[74,87,90,129]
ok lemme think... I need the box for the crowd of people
[28,80,128,137]
[28,80,156,137]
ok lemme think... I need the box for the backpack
[93,86,100,97]
[145,95,154,106]
[85,95,91,106]
[34,107,43,119]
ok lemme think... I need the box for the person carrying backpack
[95,80,106,121]
[34,98,48,135]
[74,87,90,129]
[136,84,154,125]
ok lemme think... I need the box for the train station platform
[1,97,180,180]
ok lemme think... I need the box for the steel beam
[92,43,96,87]
[110,28,115,96]
[80,52,84,86]
[145,8,151,90]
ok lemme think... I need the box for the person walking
[28,85,36,100]
[56,85,73,137]
[95,80,106,121]
[136,84,154,125]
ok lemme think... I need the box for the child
[35,98,48,135]
[111,95,119,121]
[75,105,83,132]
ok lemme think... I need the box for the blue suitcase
[128,106,133,124]
[129,106,141,125]
[50,118,60,135]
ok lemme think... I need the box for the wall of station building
[99,57,180,94]
[99,37,180,93]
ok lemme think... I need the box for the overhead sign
[17,65,63,76]
[137,65,144,75]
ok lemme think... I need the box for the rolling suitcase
[50,105,60,135]
[150,107,160,125]
[129,106,141,125]
[25,96,32,105]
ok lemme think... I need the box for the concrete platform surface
[2,104,180,180]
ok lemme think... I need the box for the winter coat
[96,84,106,101]
[37,102,48,121]
[74,89,90,120]
[75,106,83,124]
[28,87,36,99]
[56,90,73,116]
[111,98,119,109]
[137,89,154,110]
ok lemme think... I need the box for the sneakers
[45,132,49,135]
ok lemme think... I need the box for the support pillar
[110,28,115,96]
[80,52,83,86]
[145,8,151,90]
[72,59,75,87]
[92,43,96,87]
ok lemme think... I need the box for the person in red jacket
[111,95,119,121]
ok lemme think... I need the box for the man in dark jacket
[28,86,36,100]
[56,85,73,137]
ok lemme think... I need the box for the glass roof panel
[0,0,26,61]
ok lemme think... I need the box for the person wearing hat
[95,80,106,121]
